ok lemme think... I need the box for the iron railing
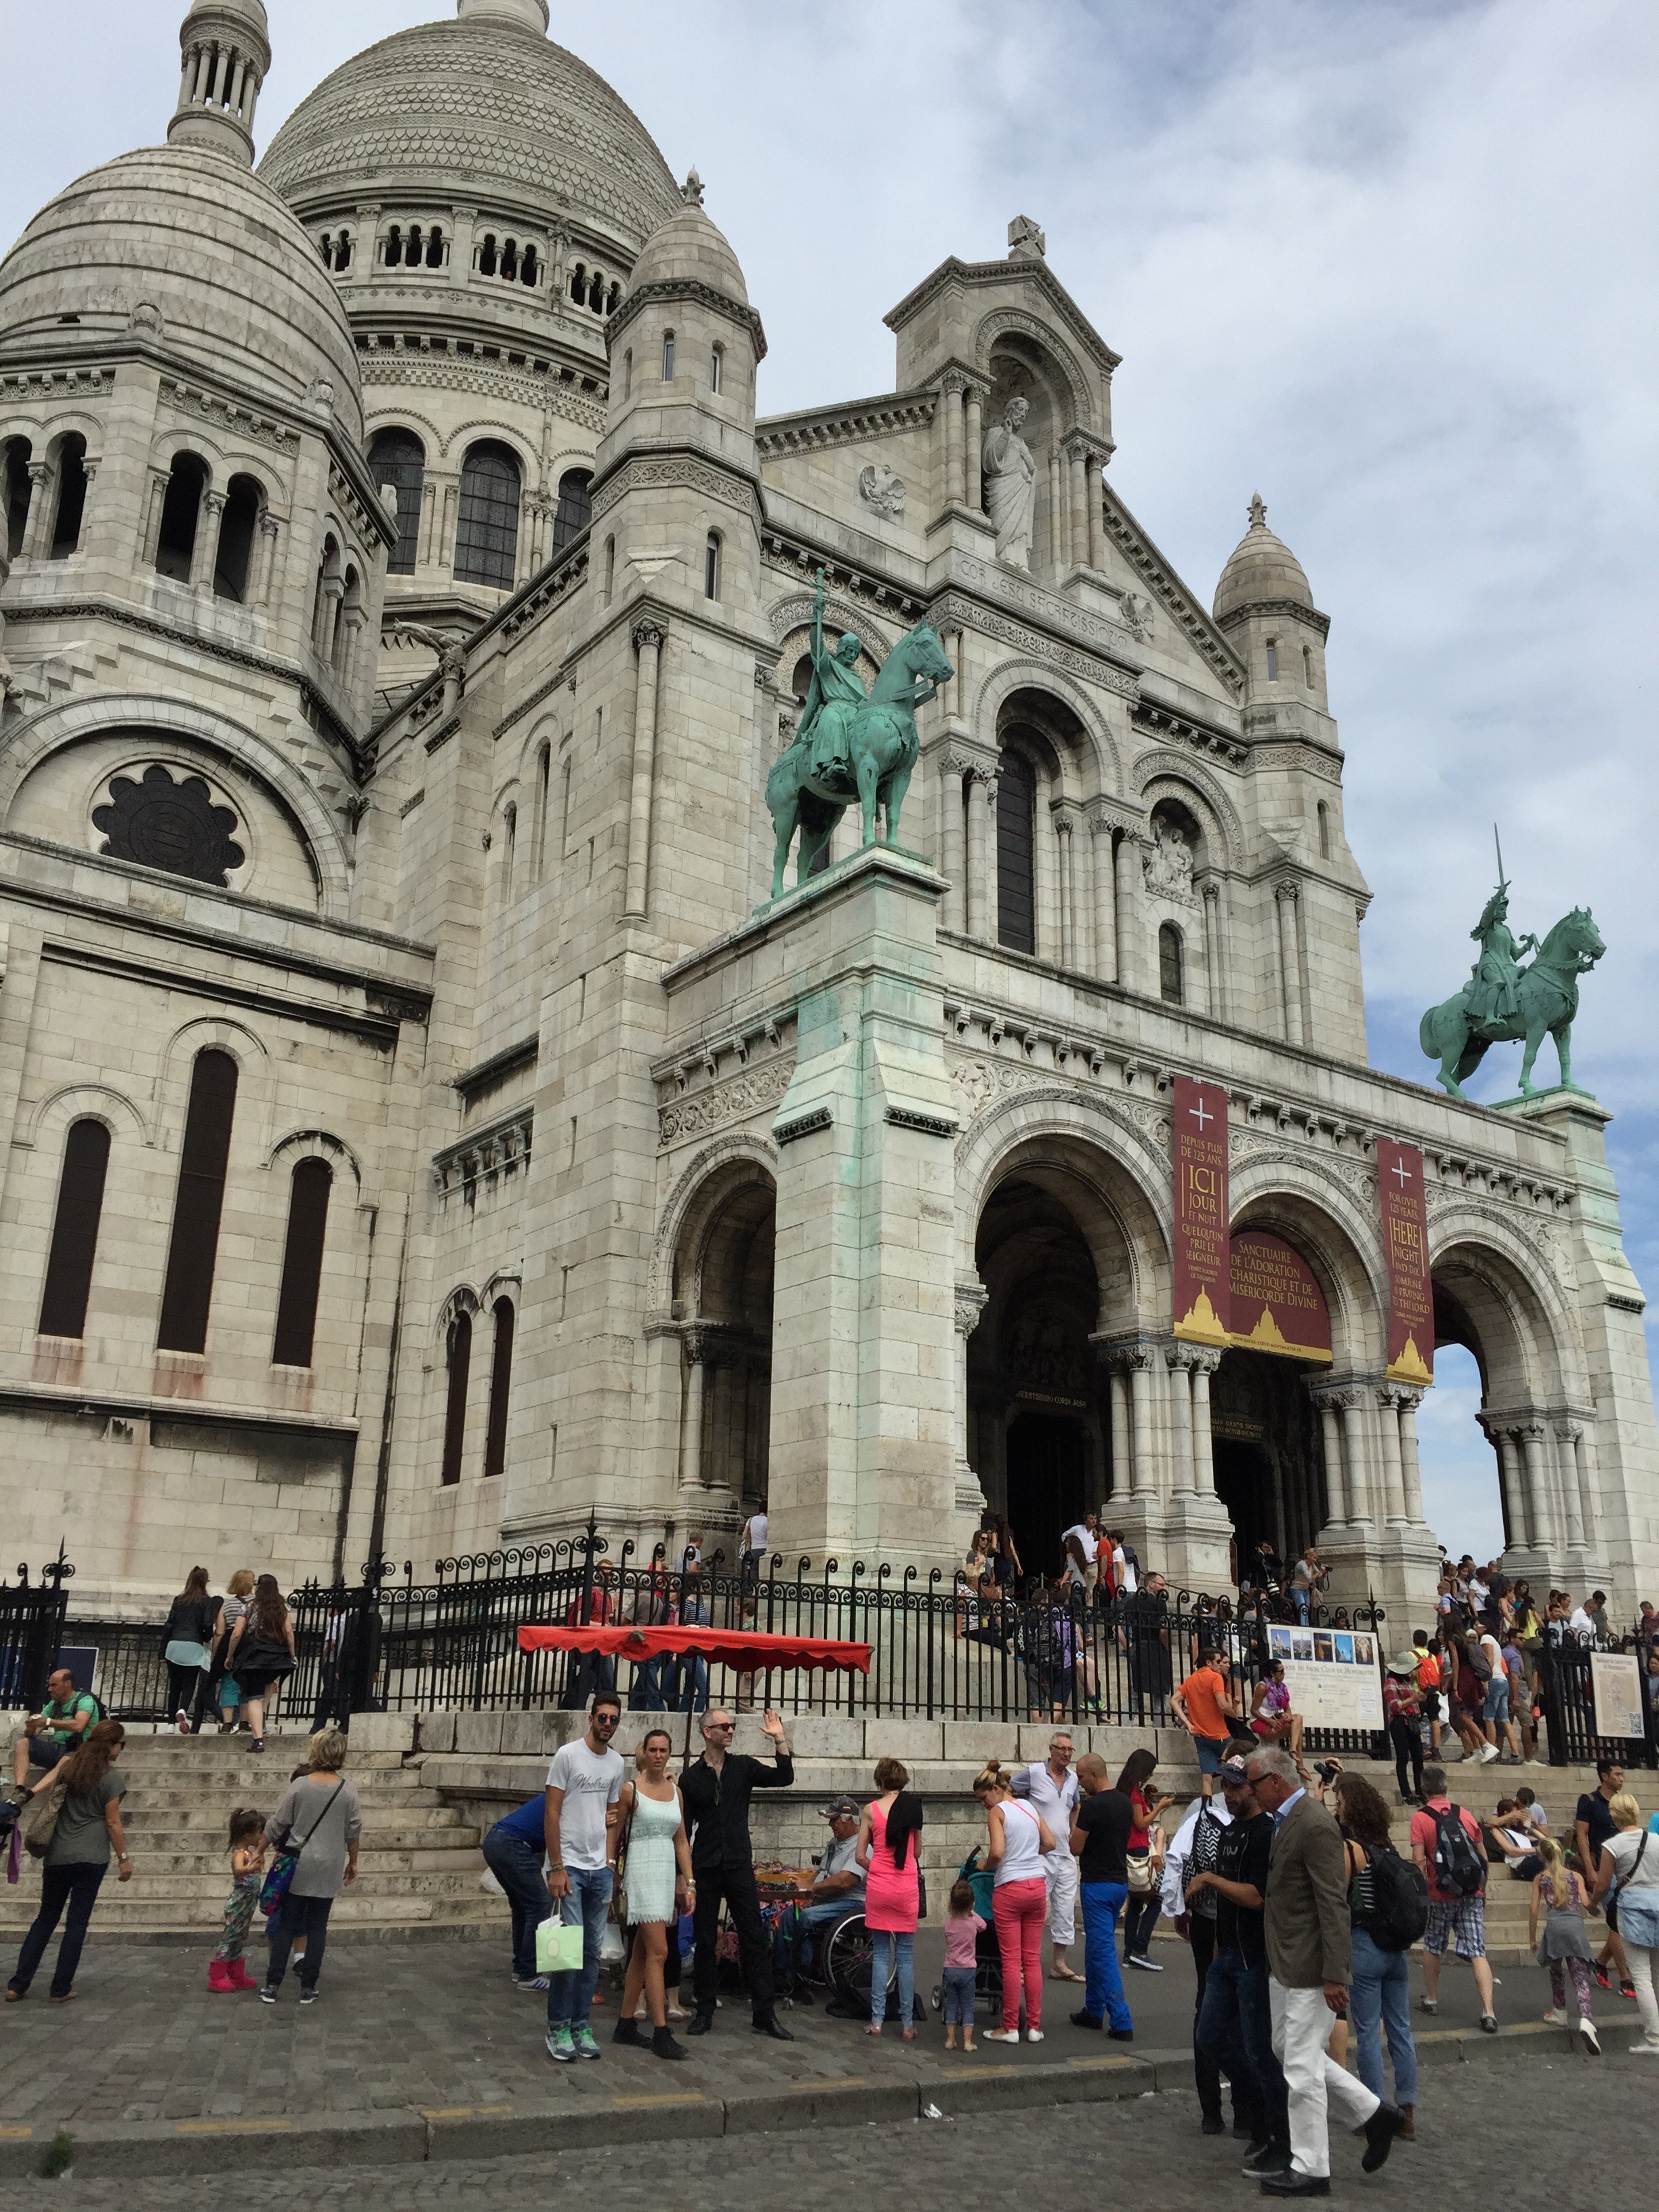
[1538,1630,1659,1769]
[0,1547,72,1711]
[39,1523,1390,1748]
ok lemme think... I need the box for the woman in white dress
[613,1727,695,2060]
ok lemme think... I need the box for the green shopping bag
[535,1916,586,1975]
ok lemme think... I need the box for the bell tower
[168,0,271,167]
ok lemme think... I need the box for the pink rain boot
[228,1960,259,1991]
[207,1959,236,1993]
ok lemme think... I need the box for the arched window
[409,226,427,267]
[501,239,519,283]
[425,226,445,269]
[312,533,342,659]
[49,436,88,558]
[661,329,676,382]
[440,1309,472,1486]
[602,534,615,605]
[478,232,498,278]
[520,243,538,286]
[552,468,592,554]
[454,441,520,589]
[271,1158,331,1367]
[384,225,403,268]
[37,1118,110,1339]
[1265,637,1279,681]
[569,262,586,302]
[589,270,607,311]
[704,530,721,600]
[213,474,262,602]
[1303,642,1313,688]
[335,231,352,272]
[710,344,724,395]
[155,453,209,582]
[4,438,33,560]
[499,802,517,903]
[1159,922,1185,1004]
[157,1048,239,1355]
[996,750,1036,954]
[535,743,552,874]
[368,428,425,576]
[484,1297,515,1477]
[1317,800,1331,859]
[335,567,363,679]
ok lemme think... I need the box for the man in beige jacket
[1246,1746,1405,2194]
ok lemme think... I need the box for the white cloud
[5,0,1657,1387]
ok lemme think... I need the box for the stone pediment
[884,254,1122,382]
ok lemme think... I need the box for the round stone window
[92,763,245,886]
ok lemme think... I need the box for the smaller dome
[627,177,749,306]
[1213,494,1313,622]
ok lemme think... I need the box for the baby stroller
[928,1846,1008,2024]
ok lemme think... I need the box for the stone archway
[669,1161,775,1532]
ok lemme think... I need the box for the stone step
[118,1820,480,1853]
[0,1892,496,1930]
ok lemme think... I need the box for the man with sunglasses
[681,1706,796,2040]
[544,1690,626,2064]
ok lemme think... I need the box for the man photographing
[681,1706,796,2040]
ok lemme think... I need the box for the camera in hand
[1314,1759,1341,1784]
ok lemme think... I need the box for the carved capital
[632,619,665,655]
[1274,878,1300,905]
[954,1279,989,1337]
[939,369,969,398]
[1185,1345,1223,1376]
[258,514,280,540]
[1201,876,1221,903]
[1052,811,1073,838]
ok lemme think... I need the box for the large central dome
[258,17,681,253]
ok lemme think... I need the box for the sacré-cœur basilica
[0,0,1652,1622]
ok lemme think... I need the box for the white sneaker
[1026,2028,1044,2043]
[176,1710,192,1735]
[1632,2039,1659,2055]
[1479,1744,1500,1763]
[983,2028,1021,2043]
[1541,2008,1568,2025]
[1578,2016,1601,2055]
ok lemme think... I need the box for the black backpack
[1355,1841,1430,1952]
[1431,1805,1486,1897]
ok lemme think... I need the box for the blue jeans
[941,1964,977,2024]
[628,1658,668,1710]
[1292,1588,1311,1625]
[546,1865,613,2030]
[482,1827,552,1982]
[1199,1946,1287,2147]
[8,1861,105,1998]
[671,1657,709,1713]
[869,1927,914,2026]
[1080,1880,1132,2032]
[1349,1929,1418,2105]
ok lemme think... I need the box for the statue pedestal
[762,844,967,1580]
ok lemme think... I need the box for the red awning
[516,1624,871,1675]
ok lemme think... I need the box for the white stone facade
[0,3,1653,1623]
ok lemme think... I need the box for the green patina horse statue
[1419,905,1604,1099]
[765,617,953,898]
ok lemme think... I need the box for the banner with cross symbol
[1172,1075,1230,1345]
[1376,1137,1434,1385]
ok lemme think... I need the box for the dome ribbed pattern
[628,200,749,306]
[1213,497,1314,621]
[258,22,681,251]
[0,146,361,438]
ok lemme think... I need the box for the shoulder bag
[260,1779,346,1917]
[20,1780,68,1862]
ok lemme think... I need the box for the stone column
[314,575,344,661]
[440,477,459,571]
[1375,1387,1406,1523]
[682,1334,706,1492]
[964,389,984,512]
[1396,1388,1425,1523]
[942,375,964,510]
[1046,446,1063,575]
[1054,811,1076,967]
[940,756,966,934]
[191,489,225,593]
[1189,1347,1220,1496]
[1275,880,1305,1046]
[1089,815,1119,983]
[1313,1391,1348,1523]
[1108,1364,1131,1503]
[1519,1423,1550,1551]
[1562,1421,1596,1542]
[966,767,996,941]
[340,609,367,689]
[255,514,281,609]
[141,467,171,567]
[954,1279,989,1509]
[1166,1347,1195,1497]
[418,478,439,569]
[1492,1426,1528,1548]
[21,463,53,561]
[1202,878,1224,1019]
[622,621,663,918]
[1117,833,1147,993]
[1086,453,1104,572]
[1069,447,1088,569]
[1338,1393,1372,1523]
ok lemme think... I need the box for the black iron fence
[1538,1631,1659,1770]
[26,1525,1389,1750]
[0,1549,72,1712]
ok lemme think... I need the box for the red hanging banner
[1172,1075,1229,1345]
[1376,1138,1434,1385]
[1227,1230,1332,1364]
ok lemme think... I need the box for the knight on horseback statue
[1419,833,1603,1100]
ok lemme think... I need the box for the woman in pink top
[857,1756,923,2036]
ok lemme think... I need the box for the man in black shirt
[680,1706,795,2039]
[1120,1572,1173,1723]
[1067,1753,1135,2036]
[1576,1758,1631,1992]
[1185,1753,1291,2179]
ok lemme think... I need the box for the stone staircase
[0,1726,493,1946]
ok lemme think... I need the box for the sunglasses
[591,1713,619,1727]
[705,1720,735,1731]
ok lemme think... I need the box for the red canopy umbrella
[516,1623,871,1674]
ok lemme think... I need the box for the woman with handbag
[162,1565,224,1735]
[224,1574,296,1754]
[1116,1748,1176,1971]
[6,1719,132,2003]
[1591,1792,1659,2053]
[859,1756,924,2036]
[260,1727,361,2003]
[611,1727,693,2059]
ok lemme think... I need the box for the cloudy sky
[6,0,1656,1565]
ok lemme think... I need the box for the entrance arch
[669,1158,775,1517]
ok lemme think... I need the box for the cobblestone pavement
[0,1926,1565,2129]
[59,2064,1659,2212]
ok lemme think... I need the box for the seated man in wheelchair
[775,1795,865,2001]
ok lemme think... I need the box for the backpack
[1355,1841,1430,1952]
[1431,1805,1486,1897]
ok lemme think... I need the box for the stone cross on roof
[1008,213,1046,261]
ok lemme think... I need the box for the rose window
[93,764,245,886]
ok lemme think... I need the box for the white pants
[1628,1942,1659,2049]
[1045,1847,1079,1948]
[1269,1976,1380,2178]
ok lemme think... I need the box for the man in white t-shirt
[1568,1597,1598,1645]
[739,1508,769,1581]
[1015,1732,1083,1980]
[542,1691,625,2064]
[1477,1626,1519,1763]
[1109,1532,1138,1596]
[1061,1513,1099,1591]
